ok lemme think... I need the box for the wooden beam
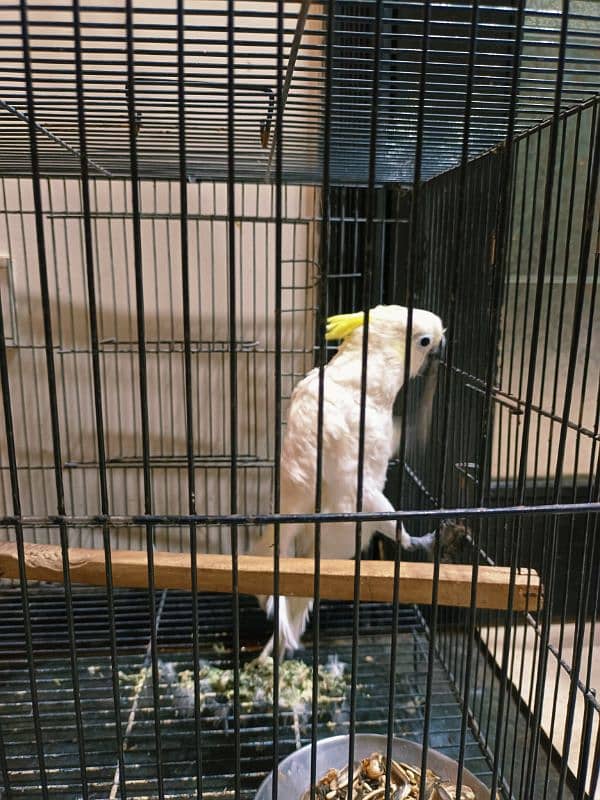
[0,542,542,611]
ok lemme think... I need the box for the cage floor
[0,587,510,798]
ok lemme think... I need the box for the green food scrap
[177,657,348,711]
[118,666,152,695]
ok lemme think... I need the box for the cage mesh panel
[0,179,317,552]
[0,586,571,799]
[406,95,599,799]
[0,2,599,183]
[0,1,599,799]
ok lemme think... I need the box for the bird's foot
[437,518,470,562]
[407,530,436,555]
[407,519,469,562]
[258,635,274,661]
[258,633,296,663]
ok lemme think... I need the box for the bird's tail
[249,523,313,657]
[260,594,313,659]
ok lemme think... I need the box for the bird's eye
[418,335,431,348]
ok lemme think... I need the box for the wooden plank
[0,542,542,611]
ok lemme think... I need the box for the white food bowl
[254,733,490,800]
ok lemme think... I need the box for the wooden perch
[0,542,542,611]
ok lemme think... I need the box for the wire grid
[1,1,600,183]
[0,0,599,799]
[0,585,570,799]
[321,91,600,796]
[0,178,319,552]
[0,104,597,800]
[396,89,600,799]
[373,89,600,799]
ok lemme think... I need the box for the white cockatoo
[251,304,446,659]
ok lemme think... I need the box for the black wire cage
[0,1,599,799]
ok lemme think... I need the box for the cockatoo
[251,304,446,659]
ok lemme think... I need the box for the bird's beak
[419,349,435,376]
[417,334,446,377]
[432,334,446,361]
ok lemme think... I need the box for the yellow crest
[325,311,365,341]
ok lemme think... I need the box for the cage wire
[0,0,599,799]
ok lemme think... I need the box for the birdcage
[0,1,598,798]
